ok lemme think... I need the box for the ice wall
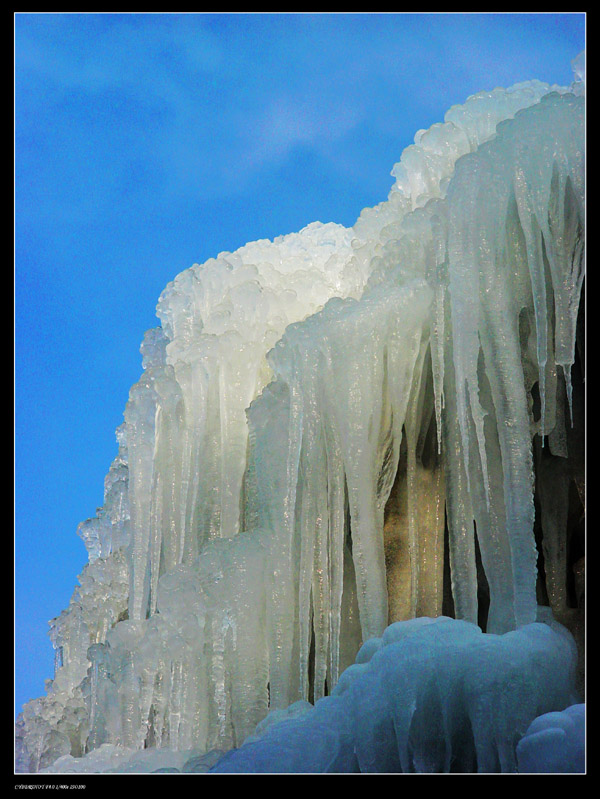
[16,57,585,773]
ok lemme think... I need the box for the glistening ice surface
[16,53,585,774]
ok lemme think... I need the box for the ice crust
[16,57,585,774]
[516,702,585,773]
[210,616,579,773]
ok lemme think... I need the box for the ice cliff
[15,54,585,774]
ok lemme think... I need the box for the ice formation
[516,702,585,773]
[16,55,585,774]
[210,616,580,773]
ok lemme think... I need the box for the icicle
[125,336,163,621]
[323,396,346,688]
[431,280,446,454]
[297,412,320,700]
[513,184,549,438]
[442,390,478,624]
[403,335,430,617]
[246,377,301,710]
[465,357,515,633]
[562,363,574,428]
[309,432,331,702]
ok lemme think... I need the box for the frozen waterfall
[16,55,585,774]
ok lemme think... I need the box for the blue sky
[14,12,585,719]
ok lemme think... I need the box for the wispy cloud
[14,15,396,205]
[15,13,585,223]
